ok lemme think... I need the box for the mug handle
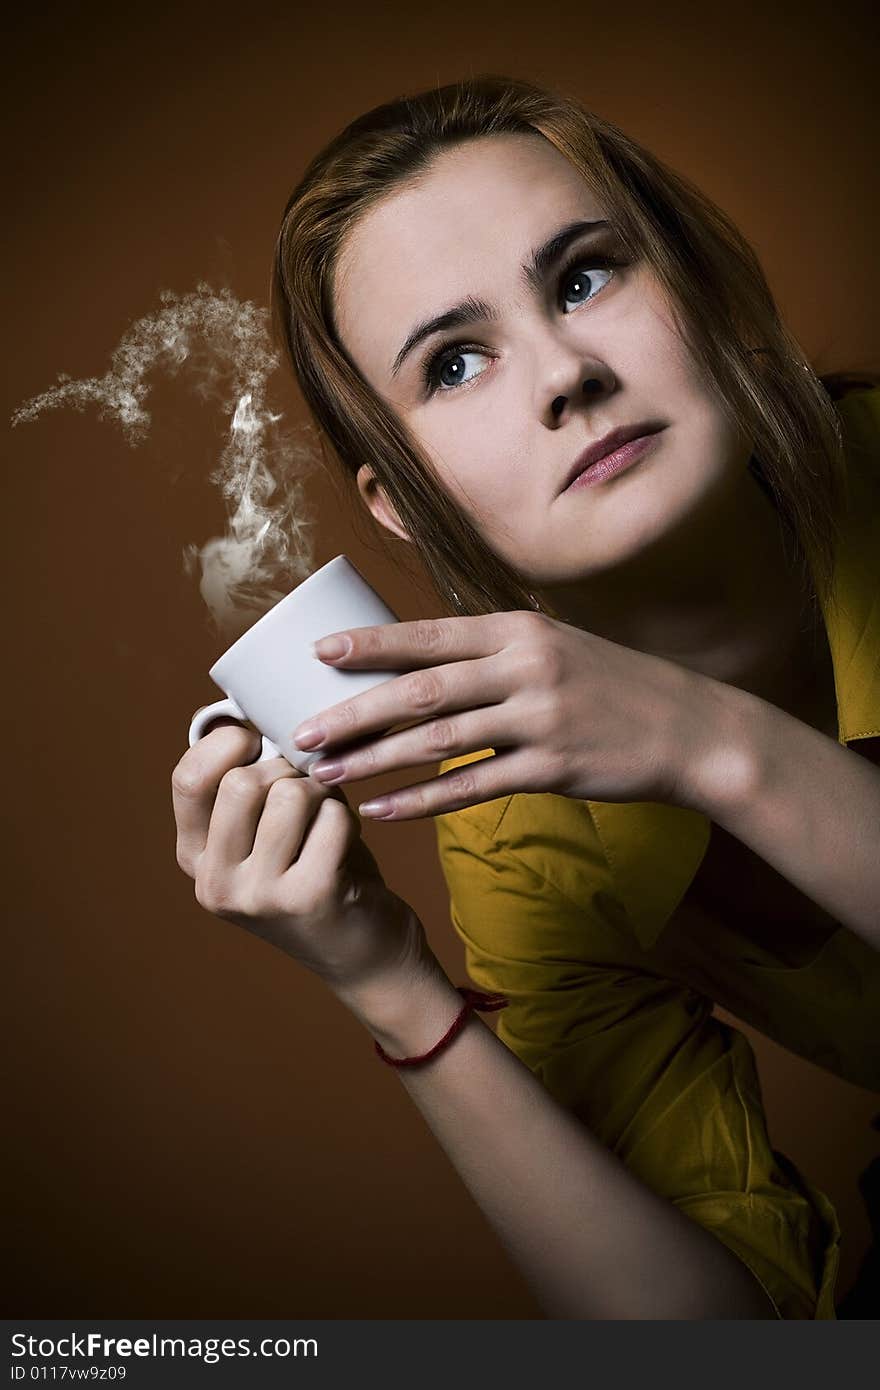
[188,698,283,762]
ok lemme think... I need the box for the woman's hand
[293,612,714,820]
[171,719,431,993]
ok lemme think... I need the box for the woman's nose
[534,329,616,425]
[548,371,612,426]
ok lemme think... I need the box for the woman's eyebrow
[389,218,610,379]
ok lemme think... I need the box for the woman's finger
[247,775,336,877]
[205,757,307,866]
[312,612,520,670]
[281,792,361,885]
[358,746,545,821]
[295,650,513,755]
[308,701,519,787]
[172,723,263,872]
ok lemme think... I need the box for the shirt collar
[588,386,879,952]
[587,799,711,952]
[821,387,880,745]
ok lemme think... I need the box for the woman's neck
[543,468,832,723]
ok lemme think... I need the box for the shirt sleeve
[434,802,842,1319]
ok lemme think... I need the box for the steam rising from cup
[11,283,320,641]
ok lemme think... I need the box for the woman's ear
[356,464,412,542]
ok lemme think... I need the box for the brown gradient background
[5,0,878,1317]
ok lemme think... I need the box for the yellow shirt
[435,384,880,1320]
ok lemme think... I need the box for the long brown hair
[272,74,872,622]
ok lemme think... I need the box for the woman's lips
[564,429,664,489]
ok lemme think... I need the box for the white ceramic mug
[187,555,404,774]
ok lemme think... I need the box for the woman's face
[332,133,751,594]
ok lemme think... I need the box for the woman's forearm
[334,961,777,1320]
[682,676,880,950]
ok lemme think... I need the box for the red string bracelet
[374,987,510,1068]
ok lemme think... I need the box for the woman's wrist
[334,956,468,1056]
[670,671,765,821]
[327,896,465,1056]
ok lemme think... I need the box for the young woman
[171,76,880,1319]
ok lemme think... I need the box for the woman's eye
[560,265,614,313]
[424,259,619,395]
[429,348,490,392]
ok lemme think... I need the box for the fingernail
[313,635,351,660]
[310,760,344,782]
[359,798,394,818]
[293,724,326,749]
